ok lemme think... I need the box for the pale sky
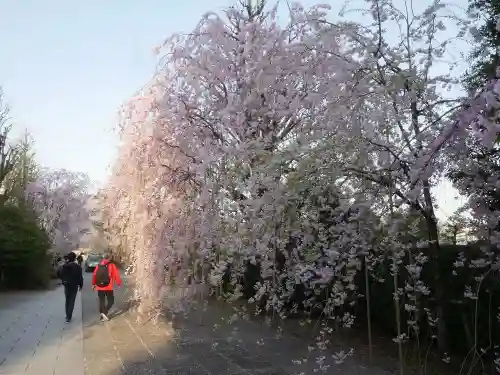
[0,0,469,222]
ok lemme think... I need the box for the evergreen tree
[463,0,500,91]
[0,203,52,289]
[449,0,500,225]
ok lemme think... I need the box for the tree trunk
[422,184,448,354]
[461,310,474,351]
[364,256,373,364]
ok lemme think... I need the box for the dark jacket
[58,262,84,289]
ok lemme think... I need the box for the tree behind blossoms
[418,61,500,236]
[0,89,18,204]
[27,168,91,254]
[443,1,500,242]
[462,0,500,91]
[2,130,39,203]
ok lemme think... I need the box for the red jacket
[92,260,121,291]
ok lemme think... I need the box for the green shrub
[0,203,52,289]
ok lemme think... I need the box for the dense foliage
[0,203,52,289]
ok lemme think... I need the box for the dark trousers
[64,285,78,320]
[98,290,114,315]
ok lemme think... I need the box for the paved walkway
[0,275,394,375]
[0,287,84,375]
[81,280,392,375]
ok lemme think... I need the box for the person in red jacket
[92,253,121,321]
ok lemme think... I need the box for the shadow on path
[82,281,394,375]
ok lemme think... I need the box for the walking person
[92,253,121,321]
[76,253,84,267]
[57,252,83,323]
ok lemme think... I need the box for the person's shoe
[100,313,109,321]
[65,318,71,324]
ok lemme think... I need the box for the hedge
[214,244,499,358]
[0,203,52,289]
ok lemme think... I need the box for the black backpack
[95,263,111,287]
[59,263,71,284]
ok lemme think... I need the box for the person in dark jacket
[76,253,84,267]
[57,252,84,323]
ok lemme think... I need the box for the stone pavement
[0,274,394,375]
[0,287,84,375]
[81,278,393,375]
